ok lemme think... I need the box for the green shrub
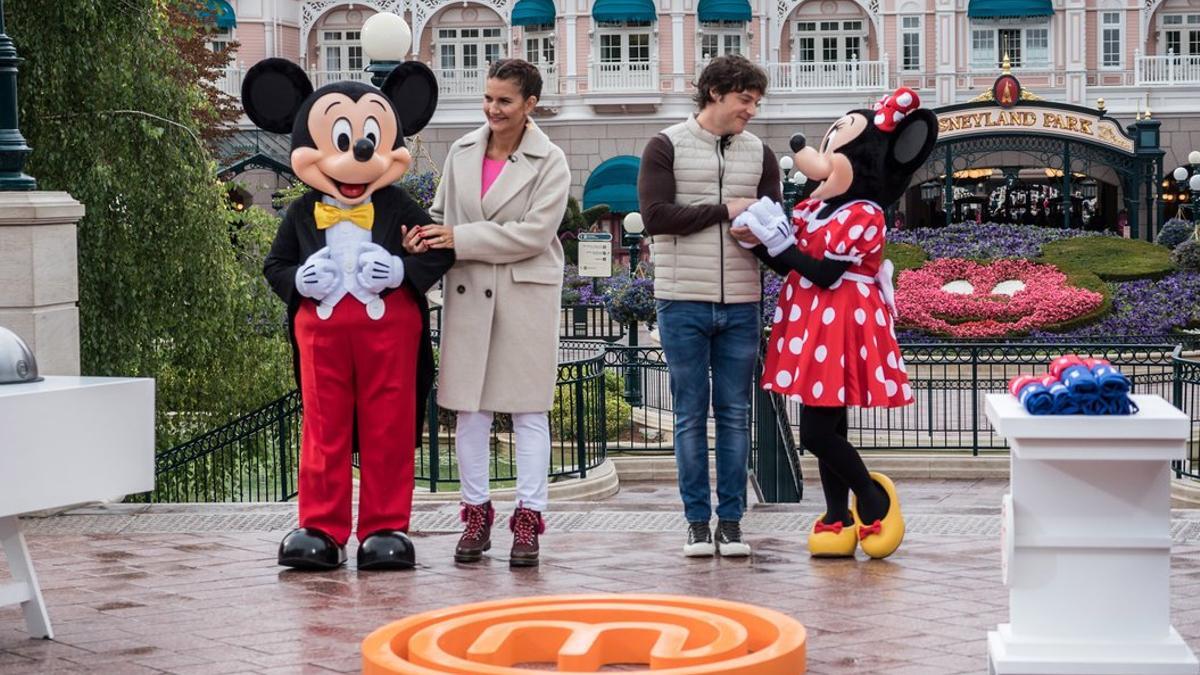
[551,371,632,442]
[884,242,928,279]
[1039,237,1175,281]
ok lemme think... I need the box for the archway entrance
[906,70,1165,240]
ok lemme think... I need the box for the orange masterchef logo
[363,594,807,674]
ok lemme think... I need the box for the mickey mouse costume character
[244,53,453,570]
[734,87,937,559]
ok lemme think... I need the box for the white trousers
[455,410,550,512]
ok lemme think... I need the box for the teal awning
[584,156,640,213]
[698,0,751,22]
[592,0,656,22]
[199,0,237,28]
[968,0,1052,17]
[512,0,556,26]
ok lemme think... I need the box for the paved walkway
[3,479,1200,674]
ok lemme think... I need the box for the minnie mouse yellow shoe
[851,471,905,559]
[807,514,857,558]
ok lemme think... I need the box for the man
[637,55,781,557]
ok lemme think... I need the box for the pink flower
[895,259,1104,338]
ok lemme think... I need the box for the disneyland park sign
[937,106,1134,153]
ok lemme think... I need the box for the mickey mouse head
[241,58,439,205]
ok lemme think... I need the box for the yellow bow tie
[314,201,374,231]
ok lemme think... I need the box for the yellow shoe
[807,514,857,558]
[851,471,905,559]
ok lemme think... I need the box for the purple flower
[890,223,1105,260]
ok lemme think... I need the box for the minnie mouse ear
[381,62,439,137]
[241,59,313,134]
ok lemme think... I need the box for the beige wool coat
[431,121,569,413]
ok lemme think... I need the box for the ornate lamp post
[621,212,645,407]
[778,154,807,214]
[0,0,34,190]
[1173,152,1200,231]
[361,12,412,88]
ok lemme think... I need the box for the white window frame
[1099,10,1123,69]
[900,15,922,71]
[698,20,747,63]
[1159,13,1200,56]
[792,19,868,63]
[207,26,235,54]
[523,24,556,67]
[968,20,1052,69]
[319,30,363,73]
[435,27,506,72]
[594,20,654,64]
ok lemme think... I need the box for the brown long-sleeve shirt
[637,132,782,237]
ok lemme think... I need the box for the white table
[0,377,154,639]
[985,393,1199,675]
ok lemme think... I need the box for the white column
[673,13,685,91]
[1063,0,1087,105]
[566,16,578,94]
[985,394,1200,675]
[934,0,956,105]
[759,12,769,64]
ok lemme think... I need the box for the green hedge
[1039,237,1175,281]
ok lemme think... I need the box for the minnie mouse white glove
[355,242,405,295]
[295,246,341,301]
[743,198,795,257]
[731,211,761,250]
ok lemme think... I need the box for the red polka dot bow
[872,87,920,132]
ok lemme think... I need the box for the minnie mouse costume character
[735,87,936,559]
[244,55,453,570]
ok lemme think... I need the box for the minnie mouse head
[789,86,937,212]
[241,58,439,205]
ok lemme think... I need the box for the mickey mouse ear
[381,62,440,137]
[241,59,313,134]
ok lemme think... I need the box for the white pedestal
[985,394,1199,675]
[0,376,154,639]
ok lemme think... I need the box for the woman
[417,59,569,568]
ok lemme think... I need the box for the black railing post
[277,397,290,502]
[1173,355,1184,479]
[575,367,587,479]
[597,362,607,470]
[971,346,980,456]
[428,390,440,493]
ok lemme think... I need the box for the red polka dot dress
[761,198,913,408]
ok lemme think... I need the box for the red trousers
[294,290,420,546]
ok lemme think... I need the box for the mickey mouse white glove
[356,242,405,295]
[731,211,761,250]
[744,197,795,257]
[294,246,341,301]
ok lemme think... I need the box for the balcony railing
[215,65,244,98]
[589,60,658,92]
[308,69,372,89]
[432,64,561,98]
[767,58,888,92]
[1136,50,1200,86]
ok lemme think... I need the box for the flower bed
[890,222,1103,260]
[1031,271,1200,339]
[896,258,1105,338]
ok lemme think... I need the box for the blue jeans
[655,300,760,523]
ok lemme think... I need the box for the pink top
[481,157,506,197]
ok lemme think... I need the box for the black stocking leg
[799,405,889,524]
[817,459,850,525]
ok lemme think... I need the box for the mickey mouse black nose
[353,139,374,162]
[790,133,807,153]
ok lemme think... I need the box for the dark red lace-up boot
[454,501,494,563]
[508,502,545,568]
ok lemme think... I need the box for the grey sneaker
[683,521,715,557]
[716,520,751,557]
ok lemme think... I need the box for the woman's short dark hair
[692,55,768,109]
[487,59,543,100]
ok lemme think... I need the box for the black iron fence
[133,337,1200,503]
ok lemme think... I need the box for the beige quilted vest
[650,115,763,303]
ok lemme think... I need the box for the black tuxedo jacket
[264,185,455,445]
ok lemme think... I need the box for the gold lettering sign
[937,106,1134,153]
